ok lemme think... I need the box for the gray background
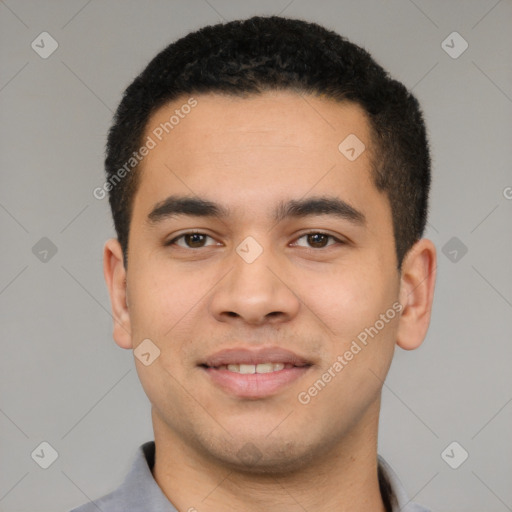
[1,0,511,511]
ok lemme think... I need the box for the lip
[200,346,313,399]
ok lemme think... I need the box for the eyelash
[165,230,345,250]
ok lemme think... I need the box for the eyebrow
[146,194,366,226]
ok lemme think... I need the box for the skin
[103,90,436,512]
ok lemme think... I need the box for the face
[105,91,432,473]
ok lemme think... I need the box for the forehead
[133,91,387,226]
[144,91,373,158]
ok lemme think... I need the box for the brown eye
[306,233,329,248]
[294,232,342,249]
[183,233,207,248]
[167,232,215,249]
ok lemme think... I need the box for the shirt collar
[378,455,431,512]
[114,441,177,511]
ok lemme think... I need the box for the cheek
[128,259,210,372]
[128,258,195,334]
[306,262,393,338]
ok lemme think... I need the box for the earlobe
[103,238,133,349]
[396,238,437,351]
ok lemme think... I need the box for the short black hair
[105,15,431,270]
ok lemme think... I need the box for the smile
[199,346,314,398]
[214,362,294,373]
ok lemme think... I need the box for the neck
[151,398,387,512]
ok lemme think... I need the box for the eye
[293,232,344,249]
[166,232,218,249]
[165,231,345,250]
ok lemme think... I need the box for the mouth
[207,362,301,374]
[199,347,313,399]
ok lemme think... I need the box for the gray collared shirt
[70,441,430,512]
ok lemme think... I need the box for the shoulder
[69,441,159,512]
[70,490,123,512]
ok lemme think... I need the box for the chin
[203,436,320,476]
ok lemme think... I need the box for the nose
[208,242,300,327]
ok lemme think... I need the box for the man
[75,15,436,512]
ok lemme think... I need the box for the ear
[103,238,132,349]
[396,238,437,350]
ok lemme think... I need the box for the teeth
[221,362,288,374]
[239,364,254,374]
[256,363,274,374]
